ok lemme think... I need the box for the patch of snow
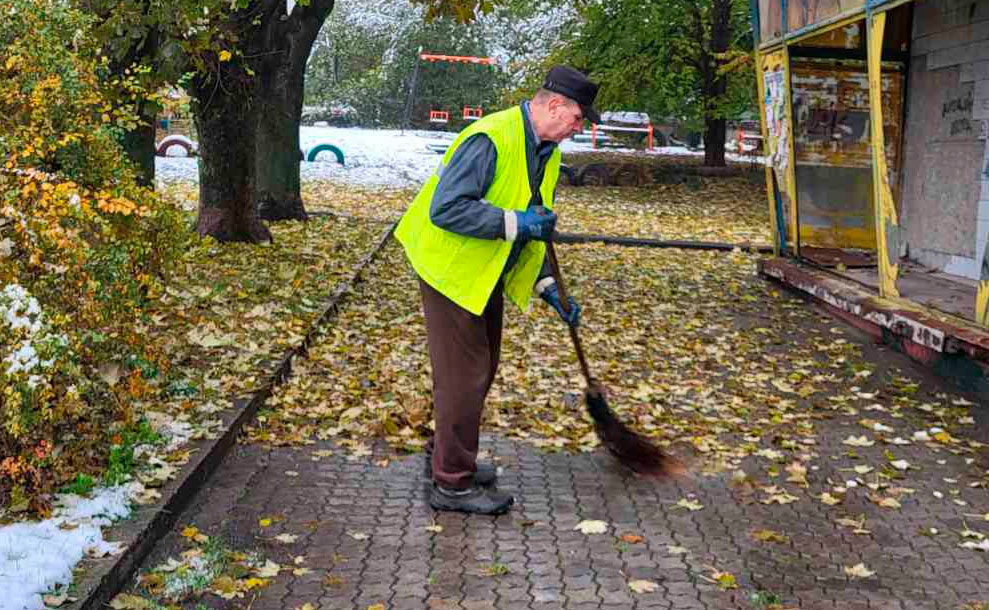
[0,485,135,610]
[155,126,762,191]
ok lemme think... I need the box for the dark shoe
[428,483,514,515]
[423,453,498,487]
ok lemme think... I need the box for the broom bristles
[585,382,684,477]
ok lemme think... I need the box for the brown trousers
[419,278,503,489]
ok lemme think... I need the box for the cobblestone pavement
[129,302,989,610]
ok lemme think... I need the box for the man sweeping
[394,66,601,515]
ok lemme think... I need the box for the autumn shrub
[0,0,187,514]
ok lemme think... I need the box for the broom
[544,239,682,477]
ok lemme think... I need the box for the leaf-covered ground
[302,175,770,244]
[116,175,989,610]
[251,233,989,511]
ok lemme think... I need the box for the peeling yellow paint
[755,51,782,256]
[799,226,876,250]
[866,13,900,298]
[782,50,800,257]
[977,282,989,327]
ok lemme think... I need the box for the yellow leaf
[243,578,268,590]
[628,579,659,593]
[109,594,152,610]
[751,529,789,543]
[259,518,272,527]
[844,563,876,578]
[713,570,737,590]
[674,498,704,511]
[219,50,232,62]
[819,492,842,506]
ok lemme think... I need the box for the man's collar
[521,101,542,147]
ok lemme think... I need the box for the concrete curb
[69,222,397,610]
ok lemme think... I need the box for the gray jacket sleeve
[430,134,515,240]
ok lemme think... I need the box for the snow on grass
[156,125,759,191]
[0,485,135,610]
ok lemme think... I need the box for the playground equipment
[428,110,450,124]
[590,123,654,150]
[305,143,345,165]
[403,50,496,129]
[155,134,197,157]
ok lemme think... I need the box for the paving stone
[123,306,989,610]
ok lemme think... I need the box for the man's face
[544,97,584,142]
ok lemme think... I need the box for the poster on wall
[762,54,793,244]
[764,68,789,173]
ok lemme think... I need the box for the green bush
[0,0,187,515]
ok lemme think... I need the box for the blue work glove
[541,283,581,328]
[515,206,557,242]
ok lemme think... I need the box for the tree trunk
[255,0,335,222]
[120,107,157,187]
[700,0,733,168]
[190,72,272,243]
[703,118,727,167]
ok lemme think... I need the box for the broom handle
[544,239,594,384]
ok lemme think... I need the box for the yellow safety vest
[395,106,561,315]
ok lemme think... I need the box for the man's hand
[515,206,557,241]
[541,283,581,327]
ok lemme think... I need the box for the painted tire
[306,143,345,165]
[155,135,196,157]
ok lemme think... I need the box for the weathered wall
[901,0,989,280]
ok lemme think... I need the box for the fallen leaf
[43,592,74,608]
[819,492,843,506]
[255,559,281,578]
[785,461,808,486]
[425,524,444,533]
[109,594,152,610]
[752,529,789,543]
[844,563,875,578]
[711,570,738,590]
[674,498,704,511]
[667,545,689,555]
[620,534,645,544]
[889,459,910,471]
[628,579,659,594]
[843,435,875,447]
[574,520,609,534]
[348,530,370,540]
[274,533,299,544]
